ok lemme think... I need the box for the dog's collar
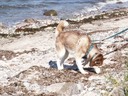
[85,44,98,65]
[90,53,98,63]
[86,44,94,56]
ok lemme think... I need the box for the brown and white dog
[55,20,103,74]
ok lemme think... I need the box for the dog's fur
[55,20,103,74]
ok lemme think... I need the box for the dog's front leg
[57,59,64,70]
[75,57,88,74]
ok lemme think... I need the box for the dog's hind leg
[56,45,69,70]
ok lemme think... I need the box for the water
[0,0,128,26]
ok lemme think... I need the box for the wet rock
[43,10,58,16]
[116,1,123,4]
[24,18,38,24]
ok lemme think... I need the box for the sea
[0,0,128,26]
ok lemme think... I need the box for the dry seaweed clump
[13,66,90,86]
[0,48,37,60]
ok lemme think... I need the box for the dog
[55,20,103,74]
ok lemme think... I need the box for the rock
[0,22,7,31]
[43,10,58,16]
[109,86,125,96]
[0,22,6,28]
[44,27,54,31]
[58,82,80,96]
[24,82,43,94]
[79,90,101,96]
[116,1,123,4]
[24,18,38,24]
[88,75,106,81]
[47,82,82,96]
[46,82,65,93]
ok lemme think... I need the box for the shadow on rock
[49,60,78,71]
[49,60,97,73]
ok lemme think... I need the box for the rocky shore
[0,8,128,96]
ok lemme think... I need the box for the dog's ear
[90,54,104,67]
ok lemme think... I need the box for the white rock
[88,75,106,81]
[80,91,101,96]
[46,82,65,93]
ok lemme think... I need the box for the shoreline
[0,7,128,37]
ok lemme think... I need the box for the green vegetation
[107,56,128,96]
[124,58,128,96]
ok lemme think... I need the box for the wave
[0,0,128,26]
[0,3,47,9]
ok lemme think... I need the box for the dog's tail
[55,20,69,37]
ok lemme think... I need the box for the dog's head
[88,44,104,67]
[90,53,103,67]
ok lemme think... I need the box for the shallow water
[0,0,128,26]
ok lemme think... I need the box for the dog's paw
[58,66,64,70]
[93,67,101,74]
[80,70,88,74]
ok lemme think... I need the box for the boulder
[46,82,65,93]
[46,82,84,96]
[58,82,80,96]
[43,10,58,16]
